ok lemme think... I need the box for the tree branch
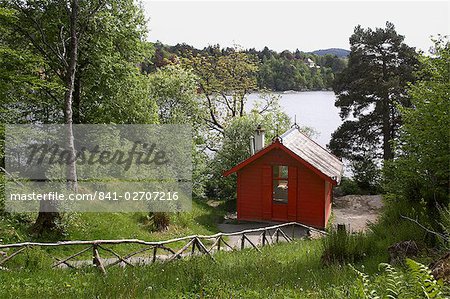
[13,1,68,67]
[400,215,448,241]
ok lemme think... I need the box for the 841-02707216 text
[9,191,179,202]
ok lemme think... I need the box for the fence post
[92,244,106,274]
[241,234,245,250]
[262,230,266,246]
[191,238,197,255]
[152,246,157,263]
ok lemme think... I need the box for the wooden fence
[0,222,326,274]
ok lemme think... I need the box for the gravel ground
[217,222,311,249]
[332,194,383,232]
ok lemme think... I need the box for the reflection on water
[246,91,341,148]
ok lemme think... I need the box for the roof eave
[223,141,282,177]
[223,141,341,185]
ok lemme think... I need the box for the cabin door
[271,165,289,221]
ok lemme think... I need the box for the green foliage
[0,0,157,125]
[351,154,382,194]
[0,6,63,124]
[183,46,259,148]
[406,258,444,298]
[380,263,403,298]
[72,0,157,124]
[0,172,4,215]
[334,177,362,196]
[154,43,347,92]
[366,195,434,263]
[205,103,293,201]
[147,64,207,197]
[351,259,446,299]
[334,158,382,196]
[330,21,419,163]
[0,193,446,298]
[351,264,380,299]
[144,212,171,232]
[0,240,363,298]
[257,54,336,91]
[321,227,370,265]
[437,205,450,250]
[384,38,450,209]
[5,237,445,298]
[1,199,224,244]
[148,64,201,125]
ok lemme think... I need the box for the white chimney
[254,125,265,152]
[249,136,255,155]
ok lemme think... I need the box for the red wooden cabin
[223,127,343,229]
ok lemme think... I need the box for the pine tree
[329,22,419,161]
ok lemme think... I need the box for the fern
[351,260,446,299]
[379,263,403,299]
[350,264,380,299]
[405,258,444,299]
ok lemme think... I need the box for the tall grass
[321,227,370,265]
[0,240,364,298]
[1,193,445,298]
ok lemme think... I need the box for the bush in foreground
[321,227,370,265]
[352,259,447,298]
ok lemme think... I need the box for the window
[273,165,288,204]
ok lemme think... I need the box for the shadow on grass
[192,198,227,233]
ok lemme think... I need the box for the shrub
[368,195,432,251]
[334,177,361,196]
[437,205,450,250]
[351,155,382,194]
[321,226,369,265]
[145,212,171,231]
[351,259,447,298]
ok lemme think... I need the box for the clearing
[332,195,383,232]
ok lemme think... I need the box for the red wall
[324,181,332,226]
[236,148,328,228]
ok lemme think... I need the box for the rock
[0,251,6,257]
[429,252,450,284]
[388,240,419,264]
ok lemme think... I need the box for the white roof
[280,127,343,183]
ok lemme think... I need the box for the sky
[142,1,449,53]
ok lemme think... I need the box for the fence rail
[0,222,326,274]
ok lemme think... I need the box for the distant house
[306,58,315,67]
[223,126,343,229]
[305,58,320,69]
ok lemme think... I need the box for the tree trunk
[34,0,79,234]
[64,0,79,192]
[32,200,62,235]
[382,98,393,160]
[73,74,81,124]
[381,58,393,161]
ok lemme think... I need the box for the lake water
[247,91,342,148]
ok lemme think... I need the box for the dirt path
[332,195,383,232]
[219,194,383,246]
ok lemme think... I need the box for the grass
[0,240,368,298]
[1,237,446,298]
[0,194,446,298]
[0,198,226,259]
[1,198,225,241]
